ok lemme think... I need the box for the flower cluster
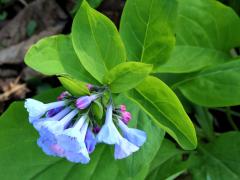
[24,85,146,164]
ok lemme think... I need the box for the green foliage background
[1,0,240,179]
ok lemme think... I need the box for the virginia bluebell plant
[24,84,147,164]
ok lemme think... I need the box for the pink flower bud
[120,105,126,112]
[121,111,132,124]
[57,91,70,101]
[87,84,93,90]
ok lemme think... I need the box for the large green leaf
[25,35,98,84]
[147,157,187,180]
[177,60,240,107]
[119,0,177,71]
[103,62,153,93]
[149,139,183,173]
[189,132,240,180]
[158,0,240,73]
[146,140,188,180]
[0,88,164,179]
[127,76,197,150]
[157,46,229,73]
[72,1,126,83]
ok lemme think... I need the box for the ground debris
[0,24,65,65]
[0,76,29,102]
[0,0,67,48]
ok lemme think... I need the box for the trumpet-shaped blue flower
[118,120,147,147]
[36,109,78,158]
[57,115,88,152]
[114,137,139,159]
[58,116,90,164]
[25,98,66,122]
[85,128,97,154]
[33,107,71,131]
[96,104,121,144]
[39,109,78,143]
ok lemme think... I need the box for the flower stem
[212,108,240,118]
[226,107,238,131]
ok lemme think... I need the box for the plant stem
[213,108,240,118]
[226,107,238,131]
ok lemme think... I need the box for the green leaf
[177,60,240,107]
[0,88,164,179]
[146,140,188,180]
[158,0,240,73]
[58,76,90,96]
[119,0,177,71]
[149,139,183,172]
[194,106,214,141]
[189,132,240,180]
[127,76,197,150]
[177,0,240,51]
[25,35,98,84]
[157,46,229,73]
[72,1,126,83]
[147,158,187,180]
[92,100,103,120]
[103,62,153,93]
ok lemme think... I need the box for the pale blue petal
[96,122,120,144]
[57,129,83,152]
[123,128,147,147]
[96,104,121,144]
[33,107,72,131]
[29,115,41,124]
[114,138,139,159]
[25,99,66,120]
[85,128,97,154]
[57,115,88,152]
[33,118,48,131]
[37,137,55,156]
[65,147,90,164]
[39,121,64,143]
[25,99,47,118]
[118,120,147,147]
[37,136,65,157]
